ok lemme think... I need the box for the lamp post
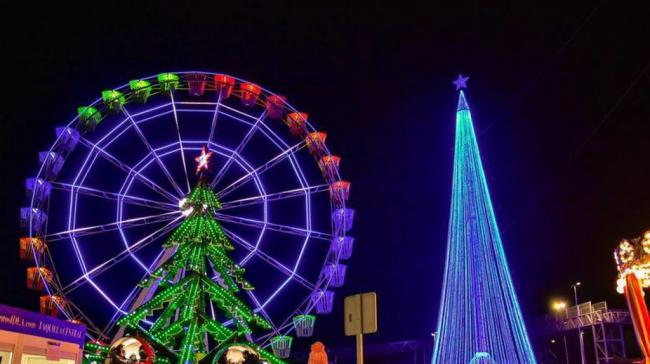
[571,282,586,364]
[552,300,570,364]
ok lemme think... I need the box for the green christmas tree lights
[117,161,281,363]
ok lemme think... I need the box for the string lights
[431,88,537,363]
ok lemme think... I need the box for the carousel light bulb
[618,239,635,264]
[643,237,650,254]
[616,277,626,294]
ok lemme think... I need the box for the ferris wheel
[19,71,354,353]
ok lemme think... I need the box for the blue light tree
[432,77,537,363]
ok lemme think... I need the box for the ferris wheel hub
[178,197,194,216]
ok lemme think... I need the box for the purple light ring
[29,72,350,342]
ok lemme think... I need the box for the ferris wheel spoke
[47,211,181,242]
[169,92,191,194]
[103,248,168,334]
[219,183,329,210]
[245,291,278,331]
[221,228,316,291]
[41,244,65,291]
[64,299,106,339]
[257,317,299,344]
[216,140,307,199]
[78,137,179,203]
[215,212,331,241]
[61,216,183,295]
[217,103,264,123]
[275,296,317,334]
[210,110,268,189]
[51,182,177,211]
[252,117,313,194]
[207,94,223,144]
[122,106,186,197]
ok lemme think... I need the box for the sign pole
[345,292,377,364]
[356,333,364,364]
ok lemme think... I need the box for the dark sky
[1,0,649,356]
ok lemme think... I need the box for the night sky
[1,0,649,357]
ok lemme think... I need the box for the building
[0,304,86,364]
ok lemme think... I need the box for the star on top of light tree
[452,74,469,90]
[195,146,213,174]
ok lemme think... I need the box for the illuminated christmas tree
[431,76,537,363]
[117,147,283,364]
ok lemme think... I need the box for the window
[0,350,13,364]
[20,354,75,364]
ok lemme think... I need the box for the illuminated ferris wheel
[19,71,354,352]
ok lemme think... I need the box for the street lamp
[571,282,586,364]
[552,300,567,313]
[571,282,581,306]
[551,299,570,364]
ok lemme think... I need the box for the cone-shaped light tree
[117,147,283,364]
[432,76,537,363]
